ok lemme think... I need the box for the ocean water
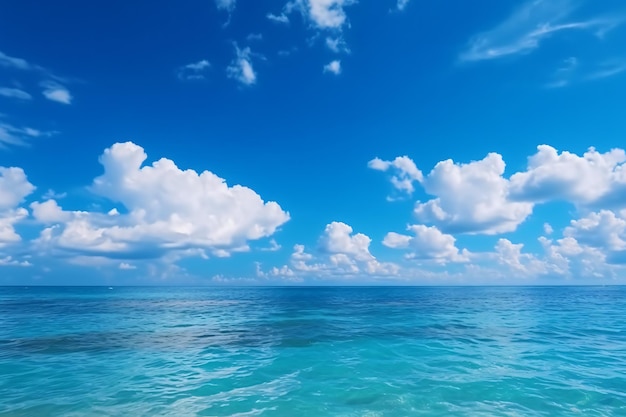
[1,286,625,416]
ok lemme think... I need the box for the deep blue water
[1,286,625,416]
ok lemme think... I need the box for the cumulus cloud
[0,208,29,248]
[509,145,626,207]
[560,210,626,264]
[368,155,423,196]
[323,60,341,75]
[539,233,618,278]
[227,45,257,86]
[261,222,399,280]
[177,59,211,80]
[493,238,548,276]
[0,167,36,210]
[460,0,623,62]
[373,145,626,236]
[0,166,35,249]
[30,199,71,223]
[414,153,534,234]
[305,0,354,29]
[32,142,290,261]
[383,225,469,263]
[0,87,32,100]
[41,81,72,104]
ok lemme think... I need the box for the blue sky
[1,0,626,285]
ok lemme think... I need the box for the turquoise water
[1,286,625,416]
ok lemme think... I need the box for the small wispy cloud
[227,45,257,86]
[246,33,263,41]
[546,56,579,88]
[323,60,341,75]
[325,37,350,54]
[0,50,33,71]
[177,59,211,80]
[41,81,72,104]
[396,0,410,11]
[261,239,282,252]
[215,0,236,12]
[42,189,67,200]
[586,61,626,80]
[267,12,290,24]
[0,87,32,100]
[460,0,624,62]
[0,50,75,105]
[0,122,53,149]
[547,57,626,88]
[0,256,32,267]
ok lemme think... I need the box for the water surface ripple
[1,286,625,416]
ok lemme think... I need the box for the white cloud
[42,189,67,200]
[306,0,353,29]
[414,153,534,234]
[267,13,290,24]
[325,37,349,53]
[319,221,375,261]
[119,262,136,270]
[539,234,619,278]
[262,222,399,280]
[0,208,29,248]
[0,122,50,148]
[0,87,32,100]
[227,46,257,86]
[546,56,579,88]
[0,50,32,70]
[0,256,31,267]
[246,33,263,41]
[396,0,410,11]
[368,155,423,196]
[383,224,469,263]
[270,1,356,30]
[0,166,35,248]
[177,59,211,80]
[509,145,626,207]
[0,167,36,210]
[215,0,236,12]
[460,0,623,62]
[255,262,299,281]
[32,142,289,261]
[586,62,626,81]
[261,238,281,252]
[373,145,626,236]
[543,223,554,235]
[41,81,72,104]
[323,60,341,75]
[562,211,626,264]
[30,199,71,223]
[493,238,548,276]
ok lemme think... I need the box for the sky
[1,0,626,285]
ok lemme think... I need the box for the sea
[1,286,625,416]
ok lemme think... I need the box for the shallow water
[1,286,625,416]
